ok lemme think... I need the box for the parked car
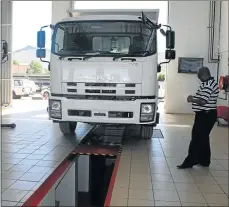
[12,79,25,99]
[16,79,31,96]
[28,80,37,95]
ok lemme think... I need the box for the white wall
[218,1,228,106]
[52,1,72,24]
[166,1,218,114]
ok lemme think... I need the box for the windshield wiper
[113,54,131,61]
[58,52,101,61]
[113,51,151,61]
[131,51,151,56]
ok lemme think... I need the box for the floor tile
[36,160,57,167]
[110,198,127,207]
[2,163,15,171]
[178,191,206,203]
[1,201,18,206]
[175,183,200,192]
[154,190,179,202]
[151,167,171,174]
[130,173,151,182]
[19,172,46,182]
[151,174,173,182]
[2,179,17,188]
[2,158,23,165]
[203,193,228,205]
[197,183,225,194]
[9,180,37,191]
[28,166,51,173]
[26,154,46,160]
[18,159,40,166]
[220,184,228,194]
[152,181,176,191]
[12,153,30,159]
[208,204,229,206]
[2,171,25,180]
[111,187,129,200]
[192,175,217,184]
[17,149,36,154]
[2,189,28,202]
[129,189,154,200]
[155,201,181,206]
[130,179,152,190]
[172,174,195,183]
[9,164,33,173]
[213,176,228,185]
[128,198,155,206]
[210,170,228,177]
[181,202,208,206]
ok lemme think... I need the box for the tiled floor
[1,101,93,206]
[1,101,228,206]
[111,104,229,206]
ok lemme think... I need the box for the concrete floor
[1,100,228,206]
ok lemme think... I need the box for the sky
[12,1,167,52]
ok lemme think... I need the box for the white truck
[36,10,176,139]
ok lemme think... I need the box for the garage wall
[52,1,72,24]
[165,1,218,114]
[218,1,228,106]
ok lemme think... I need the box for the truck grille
[63,82,140,96]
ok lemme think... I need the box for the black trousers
[184,109,217,166]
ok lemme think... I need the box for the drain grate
[124,126,164,139]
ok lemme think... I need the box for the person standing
[177,67,219,169]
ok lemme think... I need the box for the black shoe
[177,163,193,169]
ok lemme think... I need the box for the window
[14,80,23,86]
[51,21,157,57]
[54,27,65,53]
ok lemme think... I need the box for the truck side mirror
[165,49,176,60]
[37,31,46,48]
[36,48,46,58]
[166,30,175,49]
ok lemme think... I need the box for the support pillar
[52,1,73,24]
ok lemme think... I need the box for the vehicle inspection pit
[22,125,125,207]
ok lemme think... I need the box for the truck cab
[36,10,175,139]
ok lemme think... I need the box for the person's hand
[187,95,193,103]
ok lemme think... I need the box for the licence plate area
[68,110,133,119]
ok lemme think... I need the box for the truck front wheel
[59,122,77,135]
[141,125,154,139]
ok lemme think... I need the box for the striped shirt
[192,77,219,112]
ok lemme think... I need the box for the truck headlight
[141,104,153,114]
[50,100,61,111]
[140,103,155,122]
[49,100,62,119]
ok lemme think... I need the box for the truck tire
[59,122,77,135]
[141,125,154,139]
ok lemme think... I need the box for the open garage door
[1,0,13,106]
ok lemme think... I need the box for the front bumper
[49,97,159,125]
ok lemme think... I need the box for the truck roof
[59,9,159,24]
[60,15,154,23]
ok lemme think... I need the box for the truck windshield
[52,21,157,57]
